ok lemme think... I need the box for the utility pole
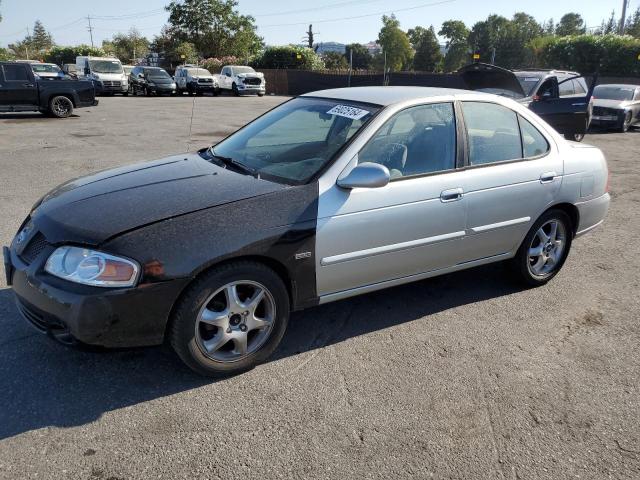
[620,0,629,34]
[348,48,353,87]
[25,27,30,60]
[304,24,315,49]
[87,15,94,48]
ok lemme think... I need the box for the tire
[232,83,239,96]
[48,95,74,118]
[564,132,584,142]
[509,209,573,286]
[620,111,632,132]
[169,261,290,377]
[213,87,220,97]
[258,93,265,97]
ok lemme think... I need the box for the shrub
[43,45,107,66]
[201,56,241,72]
[252,45,324,70]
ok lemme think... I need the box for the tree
[597,11,617,35]
[344,43,373,69]
[44,45,106,65]
[102,28,149,63]
[377,15,413,71]
[31,20,53,51]
[165,0,262,59]
[175,42,198,64]
[439,20,469,72]
[542,18,555,35]
[322,51,348,69]
[252,45,324,70]
[625,7,640,37]
[408,26,442,71]
[555,13,586,36]
[468,14,510,65]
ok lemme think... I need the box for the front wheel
[564,132,584,142]
[620,111,632,132]
[169,261,290,377]
[509,209,573,286]
[232,83,240,96]
[49,95,74,118]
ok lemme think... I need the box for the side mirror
[337,162,390,189]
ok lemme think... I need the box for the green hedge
[252,46,324,70]
[43,45,107,66]
[534,34,640,75]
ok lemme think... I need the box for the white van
[76,56,128,95]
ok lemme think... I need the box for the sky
[0,0,631,48]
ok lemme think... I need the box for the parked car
[0,61,98,118]
[590,84,640,132]
[30,62,64,79]
[76,56,129,96]
[62,63,78,78]
[128,66,177,96]
[123,65,135,77]
[4,86,610,376]
[174,65,219,95]
[459,63,594,142]
[216,65,266,96]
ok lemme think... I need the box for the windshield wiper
[207,147,259,177]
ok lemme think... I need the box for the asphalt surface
[0,96,639,480]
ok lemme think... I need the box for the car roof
[302,86,476,106]
[512,69,580,76]
[595,83,639,88]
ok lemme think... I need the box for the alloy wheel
[527,219,567,277]
[52,97,72,117]
[194,280,276,362]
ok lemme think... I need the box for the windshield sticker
[327,104,370,120]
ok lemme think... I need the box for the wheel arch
[163,254,295,342]
[47,92,77,108]
[545,202,579,237]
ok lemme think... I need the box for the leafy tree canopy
[377,15,413,71]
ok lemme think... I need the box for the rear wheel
[49,96,73,118]
[169,261,290,376]
[509,209,573,286]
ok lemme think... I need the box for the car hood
[30,153,286,245]
[458,62,526,98]
[238,73,262,78]
[593,98,630,109]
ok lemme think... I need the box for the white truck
[216,65,266,96]
[76,56,128,95]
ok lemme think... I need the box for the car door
[457,101,563,260]
[315,102,468,298]
[0,64,38,107]
[529,76,593,136]
[221,67,231,89]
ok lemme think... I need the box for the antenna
[87,15,94,48]
[185,94,197,152]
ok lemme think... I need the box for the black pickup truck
[0,62,98,118]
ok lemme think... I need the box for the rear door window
[559,79,575,96]
[461,102,522,165]
[3,64,29,81]
[572,79,586,94]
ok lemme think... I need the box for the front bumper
[148,85,177,94]
[237,83,265,94]
[5,244,189,348]
[590,112,624,129]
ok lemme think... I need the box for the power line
[254,0,386,17]
[259,0,457,28]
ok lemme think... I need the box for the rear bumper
[575,193,610,237]
[5,244,189,348]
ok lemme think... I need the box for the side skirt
[318,252,513,305]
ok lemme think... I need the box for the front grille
[197,78,213,84]
[244,77,262,86]
[102,80,122,89]
[20,232,48,264]
[593,106,618,116]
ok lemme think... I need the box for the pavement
[0,96,638,480]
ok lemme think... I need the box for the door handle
[540,171,557,183]
[440,188,464,202]
[23,83,34,87]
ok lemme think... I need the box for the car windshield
[594,86,635,100]
[89,60,123,74]
[144,68,171,79]
[187,68,211,76]
[516,75,541,96]
[123,66,134,75]
[234,66,255,74]
[32,64,61,73]
[209,97,380,185]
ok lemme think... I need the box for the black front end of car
[590,106,626,129]
[4,221,188,348]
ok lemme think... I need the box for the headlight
[45,246,140,287]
